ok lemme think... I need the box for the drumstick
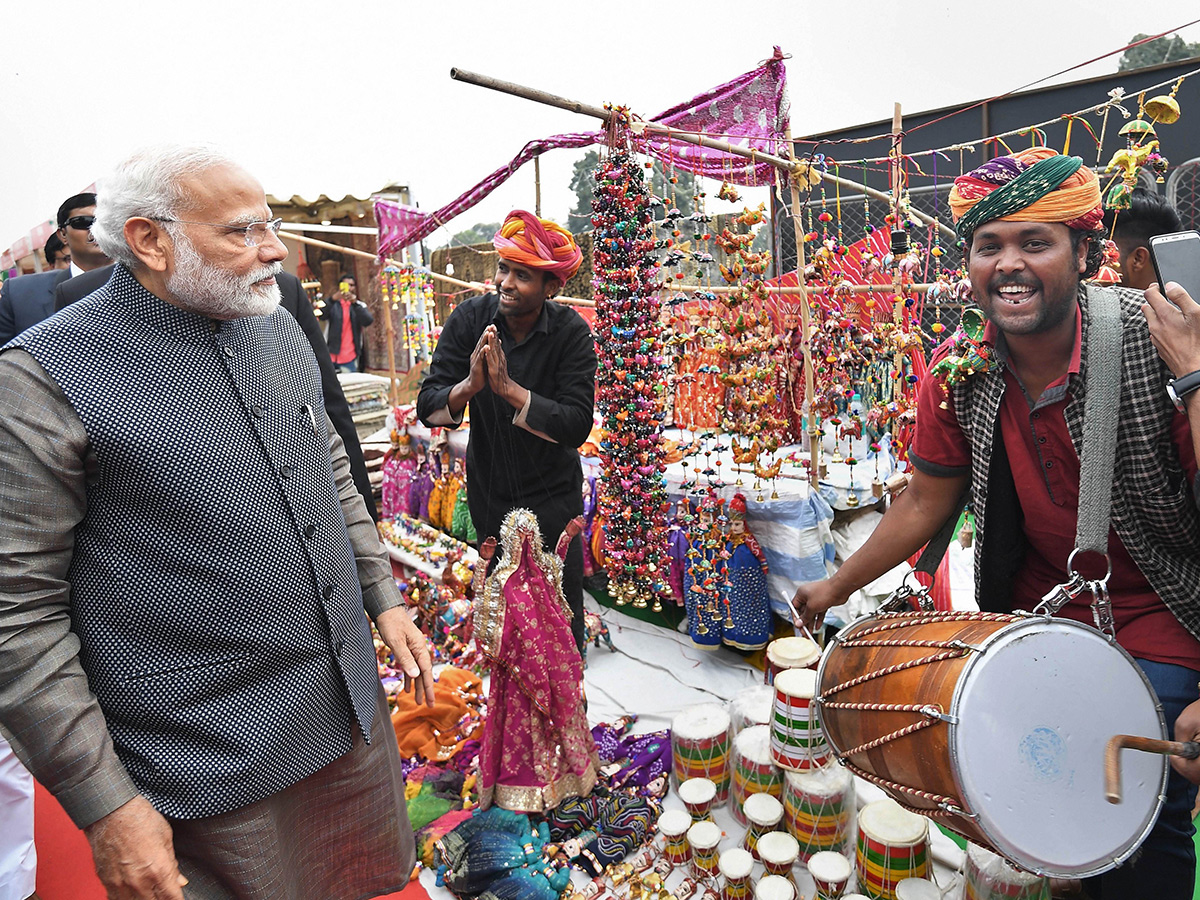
[781,591,822,644]
[1104,734,1200,803]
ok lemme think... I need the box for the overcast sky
[3,1,1199,253]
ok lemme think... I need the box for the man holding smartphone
[793,148,1200,899]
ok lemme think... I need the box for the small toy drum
[718,847,755,900]
[688,820,723,880]
[765,636,820,685]
[742,792,784,859]
[757,831,800,883]
[730,725,782,824]
[855,799,929,900]
[964,842,1050,900]
[754,875,796,900]
[680,777,718,821]
[808,850,853,900]
[770,668,828,771]
[659,809,694,866]
[894,879,940,900]
[673,704,733,802]
[730,683,775,733]
[782,764,854,861]
[817,612,1167,877]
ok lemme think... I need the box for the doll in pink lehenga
[380,430,417,518]
[473,509,600,813]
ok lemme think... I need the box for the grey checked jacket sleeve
[0,350,139,827]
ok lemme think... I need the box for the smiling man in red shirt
[793,148,1200,899]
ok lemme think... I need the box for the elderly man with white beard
[0,145,433,900]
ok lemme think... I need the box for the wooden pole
[534,155,542,217]
[382,297,399,405]
[783,127,819,489]
[278,230,596,307]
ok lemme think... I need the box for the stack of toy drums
[672,704,733,803]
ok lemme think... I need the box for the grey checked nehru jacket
[5,265,383,820]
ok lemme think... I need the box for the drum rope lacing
[847,765,965,819]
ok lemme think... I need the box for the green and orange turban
[949,147,1103,244]
[492,210,583,284]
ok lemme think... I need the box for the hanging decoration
[592,130,672,612]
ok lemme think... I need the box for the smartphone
[1149,230,1200,302]
[339,280,351,294]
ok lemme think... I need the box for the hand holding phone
[1149,230,1200,304]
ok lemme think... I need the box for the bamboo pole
[890,104,906,399]
[783,126,819,488]
[534,155,542,217]
[278,230,595,307]
[448,67,959,243]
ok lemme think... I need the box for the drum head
[951,618,1167,877]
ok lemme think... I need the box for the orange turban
[492,210,583,283]
[949,147,1103,243]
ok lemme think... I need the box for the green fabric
[955,155,1083,243]
[450,486,476,543]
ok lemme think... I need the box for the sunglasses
[63,215,96,231]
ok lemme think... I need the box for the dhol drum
[754,875,796,900]
[893,879,941,900]
[731,725,782,824]
[659,809,694,866]
[807,850,852,900]
[782,764,854,861]
[731,683,776,733]
[742,792,785,859]
[688,820,723,879]
[673,704,733,802]
[855,799,929,900]
[680,777,718,822]
[963,842,1050,900]
[816,611,1167,878]
[770,668,829,771]
[719,847,755,900]
[765,636,821,685]
[757,831,800,884]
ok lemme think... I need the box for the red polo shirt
[912,305,1200,669]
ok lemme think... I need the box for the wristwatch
[1166,369,1200,413]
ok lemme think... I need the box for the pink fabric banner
[375,49,789,258]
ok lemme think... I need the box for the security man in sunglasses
[0,192,111,344]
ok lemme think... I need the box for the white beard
[166,231,282,319]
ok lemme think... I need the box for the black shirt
[416,292,596,545]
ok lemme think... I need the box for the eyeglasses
[149,216,284,248]
[63,215,96,231]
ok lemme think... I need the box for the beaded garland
[591,131,672,612]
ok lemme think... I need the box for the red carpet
[33,780,429,900]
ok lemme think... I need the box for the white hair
[91,144,241,268]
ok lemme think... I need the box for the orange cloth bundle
[390,665,485,762]
[492,210,583,283]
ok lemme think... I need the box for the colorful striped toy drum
[770,669,828,771]
[964,843,1050,900]
[719,848,755,900]
[742,792,784,859]
[755,875,796,900]
[672,704,733,802]
[730,725,782,824]
[688,820,723,879]
[782,764,854,861]
[758,831,800,884]
[659,809,694,866]
[894,880,940,900]
[731,683,775,733]
[855,800,929,900]
[764,636,820,685]
[679,777,718,821]
[807,850,852,900]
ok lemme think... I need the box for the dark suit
[0,267,71,345]
[56,266,378,519]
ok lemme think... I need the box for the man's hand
[83,795,187,899]
[1172,698,1200,785]
[790,579,849,635]
[1143,282,1200,380]
[376,606,435,707]
[466,327,492,395]
[483,331,527,409]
